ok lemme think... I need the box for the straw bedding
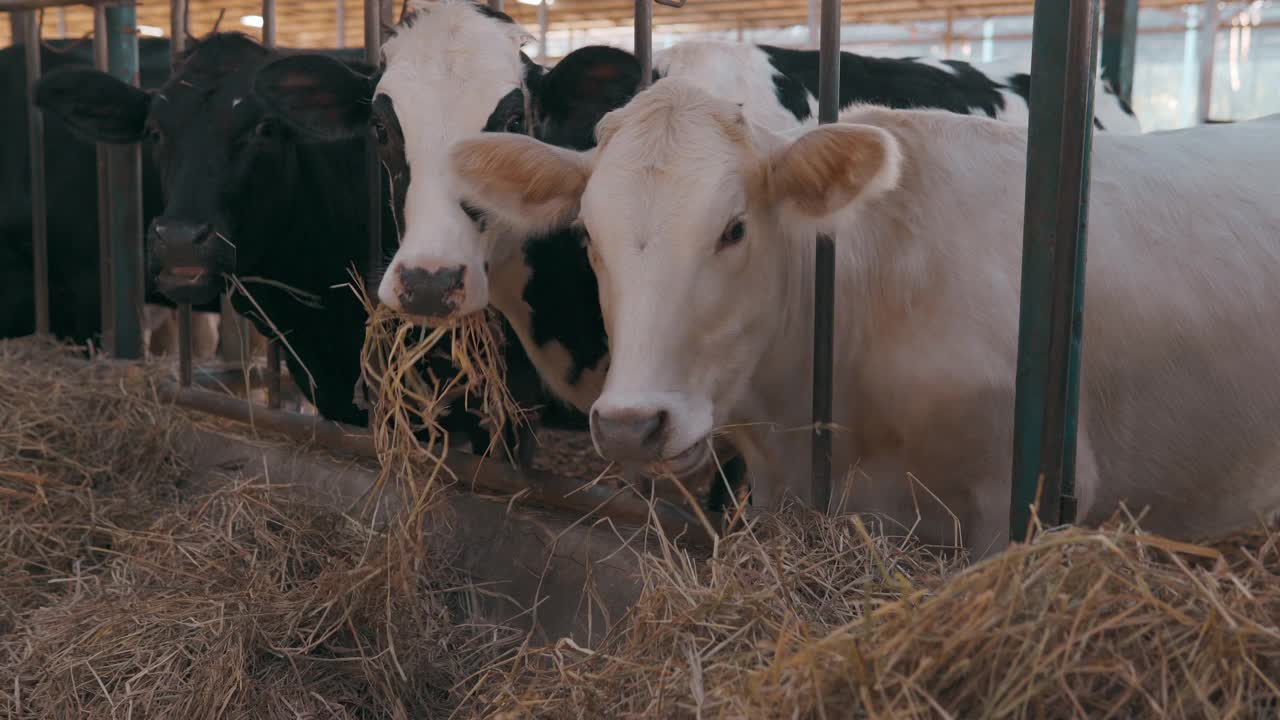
[0,337,517,719]
[2,336,1278,719]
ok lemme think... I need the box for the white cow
[449,77,1280,557]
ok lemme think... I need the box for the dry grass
[464,508,1280,719]
[0,337,517,719]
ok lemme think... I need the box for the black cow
[0,37,229,344]
[35,32,554,461]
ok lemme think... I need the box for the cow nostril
[643,411,668,448]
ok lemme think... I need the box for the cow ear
[35,68,150,144]
[541,45,643,112]
[450,134,590,235]
[758,124,901,219]
[253,54,376,141]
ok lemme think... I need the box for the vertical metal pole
[634,0,651,90]
[944,9,955,57]
[810,0,839,511]
[807,0,819,48]
[336,0,345,48]
[536,0,548,63]
[21,11,50,336]
[1101,0,1138,105]
[94,5,112,351]
[105,3,145,360]
[262,0,281,407]
[488,0,503,12]
[171,0,194,383]
[365,0,384,292]
[56,8,66,39]
[263,0,277,47]
[1009,0,1099,541]
[1196,0,1218,123]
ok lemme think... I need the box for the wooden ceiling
[3,0,1188,53]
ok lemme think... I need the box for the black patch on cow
[521,226,608,387]
[531,45,643,151]
[760,45,1008,118]
[769,68,813,122]
[372,93,409,238]
[1006,72,1032,105]
[472,3,516,24]
[1094,117,1105,130]
[483,86,528,134]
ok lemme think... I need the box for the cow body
[451,78,1280,556]
[1,38,222,354]
[35,33,549,461]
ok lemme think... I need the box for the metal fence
[6,0,1139,547]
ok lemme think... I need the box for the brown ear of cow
[450,135,591,233]
[757,124,902,218]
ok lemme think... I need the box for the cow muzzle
[149,218,229,305]
[380,260,488,323]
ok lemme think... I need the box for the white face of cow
[374,0,534,321]
[450,79,901,473]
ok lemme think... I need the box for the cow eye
[255,119,278,138]
[718,218,746,250]
[145,125,163,143]
[505,113,524,134]
[460,201,486,230]
[371,118,389,145]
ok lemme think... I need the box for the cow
[250,0,1139,505]
[1,37,222,355]
[33,32,552,463]
[447,77,1280,558]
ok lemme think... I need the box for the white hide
[372,0,533,315]
[576,79,1279,556]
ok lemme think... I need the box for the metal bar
[266,342,282,408]
[262,0,276,46]
[171,0,193,384]
[178,305,193,385]
[809,0,840,512]
[55,6,64,37]
[807,0,818,47]
[1196,0,1218,123]
[364,0,383,289]
[944,8,955,56]
[488,0,502,11]
[159,381,716,547]
[94,4,112,351]
[21,10,50,335]
[335,0,344,48]
[1100,0,1138,105]
[634,0,651,90]
[537,0,548,63]
[104,3,144,359]
[1009,0,1099,541]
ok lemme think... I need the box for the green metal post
[1101,0,1139,105]
[104,3,144,359]
[1010,0,1099,541]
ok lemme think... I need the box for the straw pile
[463,509,1280,719]
[0,337,517,719]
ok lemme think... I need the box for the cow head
[36,33,319,305]
[450,79,901,473]
[253,0,538,323]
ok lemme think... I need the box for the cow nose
[152,219,213,246]
[394,263,468,319]
[591,408,669,463]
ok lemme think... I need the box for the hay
[464,509,1280,719]
[353,275,525,509]
[0,338,518,719]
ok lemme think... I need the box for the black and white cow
[1,37,222,351]
[34,32,554,461]
[251,0,1138,488]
